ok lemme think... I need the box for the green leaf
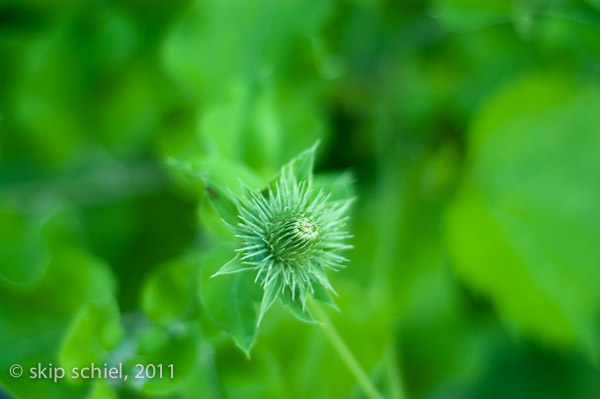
[200,247,263,355]
[166,156,268,238]
[201,176,240,229]
[126,322,199,394]
[161,0,331,174]
[166,155,264,198]
[432,0,600,36]
[263,141,320,194]
[589,0,600,11]
[86,380,118,399]
[211,255,254,277]
[280,289,317,324]
[142,258,195,326]
[59,300,125,377]
[0,223,117,399]
[431,0,513,32]
[0,202,80,293]
[284,140,319,183]
[258,277,283,326]
[0,203,51,292]
[312,283,340,311]
[445,74,600,352]
[313,171,356,202]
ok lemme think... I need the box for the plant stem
[387,342,406,399]
[309,301,384,399]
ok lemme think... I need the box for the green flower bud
[213,163,353,324]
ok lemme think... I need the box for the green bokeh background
[2,0,600,398]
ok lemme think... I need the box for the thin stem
[309,301,384,399]
[386,342,406,399]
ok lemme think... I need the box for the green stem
[386,343,406,399]
[309,302,384,399]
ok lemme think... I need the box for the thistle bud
[213,164,353,324]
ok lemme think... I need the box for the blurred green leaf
[86,380,119,399]
[59,300,125,377]
[258,275,283,326]
[280,290,316,324]
[260,141,322,197]
[200,247,263,355]
[166,156,264,196]
[432,0,514,31]
[125,322,199,394]
[311,283,340,311]
[0,245,117,398]
[0,201,88,294]
[313,171,357,203]
[201,177,241,231]
[142,258,196,326]
[432,0,600,37]
[446,73,600,351]
[161,0,331,175]
[211,255,254,277]
[0,202,52,292]
[283,141,318,183]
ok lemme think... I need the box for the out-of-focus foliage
[446,74,600,351]
[1,0,600,398]
[161,0,332,177]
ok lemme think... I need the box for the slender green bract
[211,144,354,327]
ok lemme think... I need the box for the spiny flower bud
[212,161,354,325]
